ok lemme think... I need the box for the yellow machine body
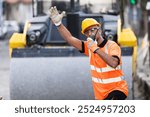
[9,21,31,56]
[117,18,137,78]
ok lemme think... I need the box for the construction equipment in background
[9,0,137,100]
[117,0,137,99]
[51,0,80,12]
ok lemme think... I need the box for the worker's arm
[87,38,119,68]
[49,6,82,51]
[95,49,119,68]
[57,24,82,50]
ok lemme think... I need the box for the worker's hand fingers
[49,6,58,18]
[87,37,93,41]
[53,6,57,12]
[87,38,93,44]
[53,6,59,15]
[60,11,66,18]
[52,7,56,15]
[49,7,54,17]
[88,41,94,49]
[87,40,93,44]
[62,11,66,16]
[87,37,96,48]
[49,8,52,16]
[49,6,63,26]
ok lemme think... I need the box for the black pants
[104,90,127,100]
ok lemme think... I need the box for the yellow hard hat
[81,18,100,34]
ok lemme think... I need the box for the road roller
[9,0,137,100]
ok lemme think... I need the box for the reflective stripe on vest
[90,65,121,73]
[90,40,123,84]
[92,77,122,84]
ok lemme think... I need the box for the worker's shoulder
[107,40,120,48]
[108,40,119,46]
[108,40,116,44]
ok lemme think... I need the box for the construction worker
[49,6,128,100]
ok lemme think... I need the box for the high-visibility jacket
[83,39,128,100]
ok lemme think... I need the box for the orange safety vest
[83,40,128,100]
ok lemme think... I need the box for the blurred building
[4,0,32,23]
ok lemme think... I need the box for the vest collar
[98,39,108,48]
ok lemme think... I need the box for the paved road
[0,40,10,99]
